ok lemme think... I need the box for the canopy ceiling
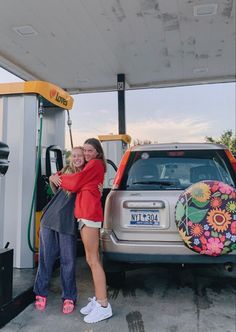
[0,0,235,93]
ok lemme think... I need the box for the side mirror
[0,142,10,176]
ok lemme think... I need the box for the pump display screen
[49,151,58,174]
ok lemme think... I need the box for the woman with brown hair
[53,138,112,324]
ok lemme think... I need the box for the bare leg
[80,226,107,305]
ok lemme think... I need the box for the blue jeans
[34,226,77,302]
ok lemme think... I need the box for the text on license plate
[130,210,160,226]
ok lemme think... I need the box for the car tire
[175,180,236,256]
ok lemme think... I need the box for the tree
[205,130,236,154]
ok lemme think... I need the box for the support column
[117,73,126,134]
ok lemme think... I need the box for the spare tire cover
[175,180,236,256]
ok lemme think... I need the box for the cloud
[65,122,118,149]
[127,117,210,143]
[99,109,111,114]
[65,117,210,149]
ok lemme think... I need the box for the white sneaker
[80,297,96,315]
[84,301,112,323]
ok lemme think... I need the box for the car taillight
[112,149,131,189]
[225,149,236,172]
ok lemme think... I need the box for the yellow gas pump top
[0,81,73,110]
[98,134,131,144]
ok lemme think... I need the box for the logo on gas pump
[50,89,68,107]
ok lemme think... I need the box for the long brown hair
[84,138,107,172]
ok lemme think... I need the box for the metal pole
[66,110,73,149]
[117,73,126,134]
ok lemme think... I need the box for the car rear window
[119,149,236,190]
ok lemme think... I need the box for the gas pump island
[0,81,74,269]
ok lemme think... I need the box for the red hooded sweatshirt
[60,159,105,222]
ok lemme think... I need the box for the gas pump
[98,134,131,208]
[0,141,13,308]
[34,145,64,251]
[0,81,74,268]
[98,134,131,183]
[37,145,63,210]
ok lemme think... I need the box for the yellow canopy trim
[98,134,131,144]
[0,81,74,109]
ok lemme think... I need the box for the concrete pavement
[2,257,236,332]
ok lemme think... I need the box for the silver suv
[101,143,236,281]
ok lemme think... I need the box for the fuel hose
[27,99,44,253]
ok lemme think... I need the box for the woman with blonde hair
[34,146,85,314]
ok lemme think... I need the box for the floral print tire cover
[175,180,236,256]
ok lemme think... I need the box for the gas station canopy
[0,0,235,93]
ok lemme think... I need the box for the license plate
[130,210,160,226]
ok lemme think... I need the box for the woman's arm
[60,160,104,192]
[49,174,61,193]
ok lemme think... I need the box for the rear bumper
[100,229,236,264]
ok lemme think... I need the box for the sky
[0,67,235,150]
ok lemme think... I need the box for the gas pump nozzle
[0,141,10,176]
[38,98,44,117]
